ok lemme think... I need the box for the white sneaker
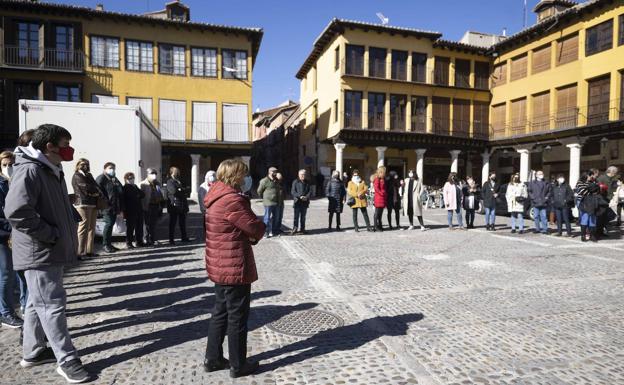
[407,226,414,230]
[421,226,427,231]
[269,232,274,237]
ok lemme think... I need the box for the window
[16,22,39,65]
[474,62,489,89]
[192,102,217,141]
[369,47,386,78]
[510,54,527,81]
[532,92,550,132]
[54,85,80,102]
[411,53,427,83]
[54,25,74,61]
[344,91,362,128]
[492,62,507,87]
[510,98,527,133]
[491,103,507,134]
[14,82,39,101]
[159,99,186,140]
[620,15,624,46]
[532,45,551,74]
[473,101,489,138]
[90,36,119,68]
[391,50,407,81]
[556,84,578,128]
[621,72,624,119]
[191,48,217,77]
[557,33,578,65]
[126,41,153,72]
[389,94,406,130]
[159,44,185,75]
[434,57,450,86]
[585,19,613,56]
[411,96,427,132]
[91,94,118,104]
[127,97,153,120]
[432,97,450,134]
[345,45,364,75]
[334,46,340,71]
[454,59,470,88]
[368,92,385,129]
[587,75,610,124]
[222,49,248,79]
[452,98,470,137]
[333,100,338,123]
[223,103,249,142]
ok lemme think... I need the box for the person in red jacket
[203,158,266,378]
[373,166,387,231]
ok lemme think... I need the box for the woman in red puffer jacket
[203,158,266,378]
[373,166,387,231]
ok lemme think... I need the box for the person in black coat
[96,162,124,253]
[386,171,401,229]
[166,166,190,245]
[552,174,574,237]
[122,172,146,248]
[462,176,481,229]
[481,171,500,231]
[291,169,311,234]
[325,170,346,231]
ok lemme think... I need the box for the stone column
[449,150,461,173]
[567,143,582,187]
[415,149,427,180]
[241,156,251,168]
[481,150,490,185]
[465,155,473,179]
[376,146,387,168]
[517,148,531,182]
[190,154,201,201]
[334,143,346,175]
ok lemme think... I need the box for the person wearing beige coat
[505,173,528,234]
[401,170,427,231]
[346,170,372,232]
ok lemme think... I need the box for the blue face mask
[241,176,252,193]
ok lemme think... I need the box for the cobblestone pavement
[1,199,623,385]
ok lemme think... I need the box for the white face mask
[557,178,565,184]
[537,174,544,181]
[147,174,157,182]
[352,176,361,183]
[241,175,252,193]
[408,172,414,178]
[207,174,216,183]
[2,165,13,178]
[106,168,115,177]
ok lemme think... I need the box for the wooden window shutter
[531,92,550,132]
[511,98,527,133]
[532,45,551,74]
[557,33,578,66]
[510,54,527,81]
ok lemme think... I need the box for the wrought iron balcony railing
[1,46,85,72]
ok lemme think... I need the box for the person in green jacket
[256,167,280,238]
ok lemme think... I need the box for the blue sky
[49,0,566,110]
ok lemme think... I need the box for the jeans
[275,204,284,234]
[484,207,496,225]
[533,207,548,233]
[510,212,524,231]
[145,204,160,244]
[0,243,15,316]
[263,206,278,234]
[102,212,116,247]
[465,209,475,227]
[206,284,251,371]
[293,204,308,231]
[168,209,188,242]
[447,208,463,227]
[125,211,144,245]
[554,207,572,234]
[16,271,27,309]
[580,210,597,227]
[617,202,623,224]
[23,266,78,365]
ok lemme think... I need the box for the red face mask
[58,146,75,162]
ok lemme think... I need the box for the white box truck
[18,99,162,236]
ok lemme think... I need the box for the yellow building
[489,0,624,186]
[0,0,262,195]
[297,0,624,187]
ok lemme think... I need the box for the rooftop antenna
[523,0,528,28]
[376,12,389,25]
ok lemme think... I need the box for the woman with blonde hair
[71,158,101,258]
[204,158,265,378]
[372,166,387,231]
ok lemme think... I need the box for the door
[587,75,610,124]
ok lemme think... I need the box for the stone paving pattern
[0,199,623,384]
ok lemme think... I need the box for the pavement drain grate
[266,309,344,337]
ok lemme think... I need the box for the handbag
[515,196,526,203]
[346,197,356,207]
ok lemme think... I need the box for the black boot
[328,213,333,231]
[336,215,341,231]
[589,227,598,242]
[580,225,587,242]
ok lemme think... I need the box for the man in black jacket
[481,171,500,231]
[528,170,553,234]
[122,172,145,248]
[166,166,190,245]
[552,174,574,237]
[96,162,124,253]
[291,169,311,234]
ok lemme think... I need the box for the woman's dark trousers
[206,284,251,371]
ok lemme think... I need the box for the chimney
[502,28,507,37]
[533,0,576,23]
[95,4,104,11]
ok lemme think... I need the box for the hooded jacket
[204,181,266,285]
[5,145,78,270]
[0,176,12,243]
[198,171,216,214]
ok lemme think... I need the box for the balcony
[340,58,488,90]
[1,46,85,72]
[156,120,251,143]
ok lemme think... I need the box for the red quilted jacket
[204,181,266,285]
[373,177,386,208]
